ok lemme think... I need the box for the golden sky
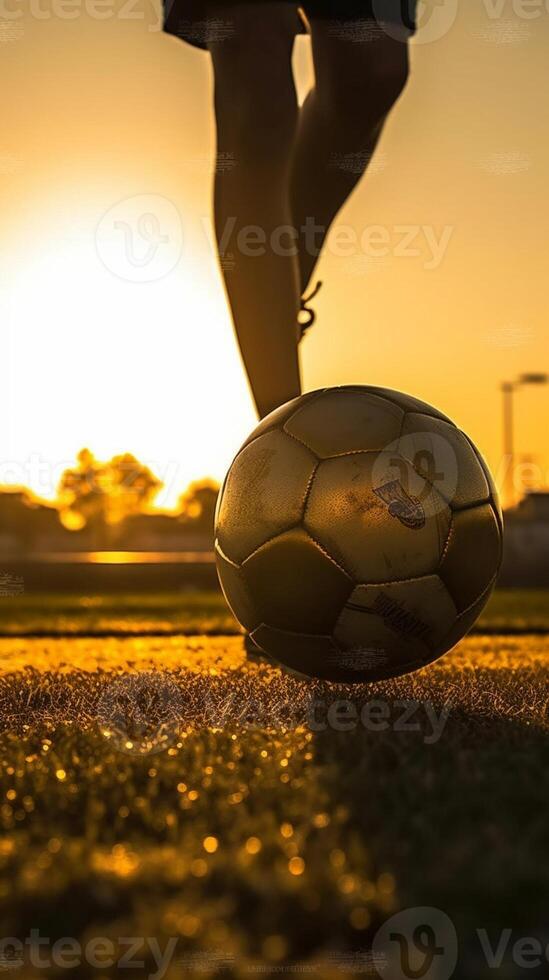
[1,1,548,508]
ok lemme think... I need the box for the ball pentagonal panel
[242,528,353,634]
[284,388,403,457]
[250,624,340,680]
[305,452,451,583]
[216,429,316,564]
[239,391,323,451]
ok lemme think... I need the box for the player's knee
[369,55,410,111]
[320,51,409,131]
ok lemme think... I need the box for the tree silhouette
[178,479,220,533]
[58,449,162,530]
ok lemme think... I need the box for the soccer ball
[215,386,503,683]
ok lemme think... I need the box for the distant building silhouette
[500,491,549,586]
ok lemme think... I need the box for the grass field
[0,587,547,636]
[0,590,548,978]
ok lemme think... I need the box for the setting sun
[4,228,255,507]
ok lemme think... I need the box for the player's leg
[290,17,410,294]
[208,4,302,419]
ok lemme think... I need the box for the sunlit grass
[0,595,548,975]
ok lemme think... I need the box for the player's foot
[298,281,323,342]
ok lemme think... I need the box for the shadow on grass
[312,679,549,961]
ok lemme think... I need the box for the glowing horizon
[2,7,548,509]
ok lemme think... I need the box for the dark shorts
[164,1,417,49]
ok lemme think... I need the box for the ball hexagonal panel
[242,528,353,634]
[216,429,316,564]
[438,503,502,613]
[284,388,403,457]
[398,414,491,511]
[305,452,451,583]
[334,575,458,674]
